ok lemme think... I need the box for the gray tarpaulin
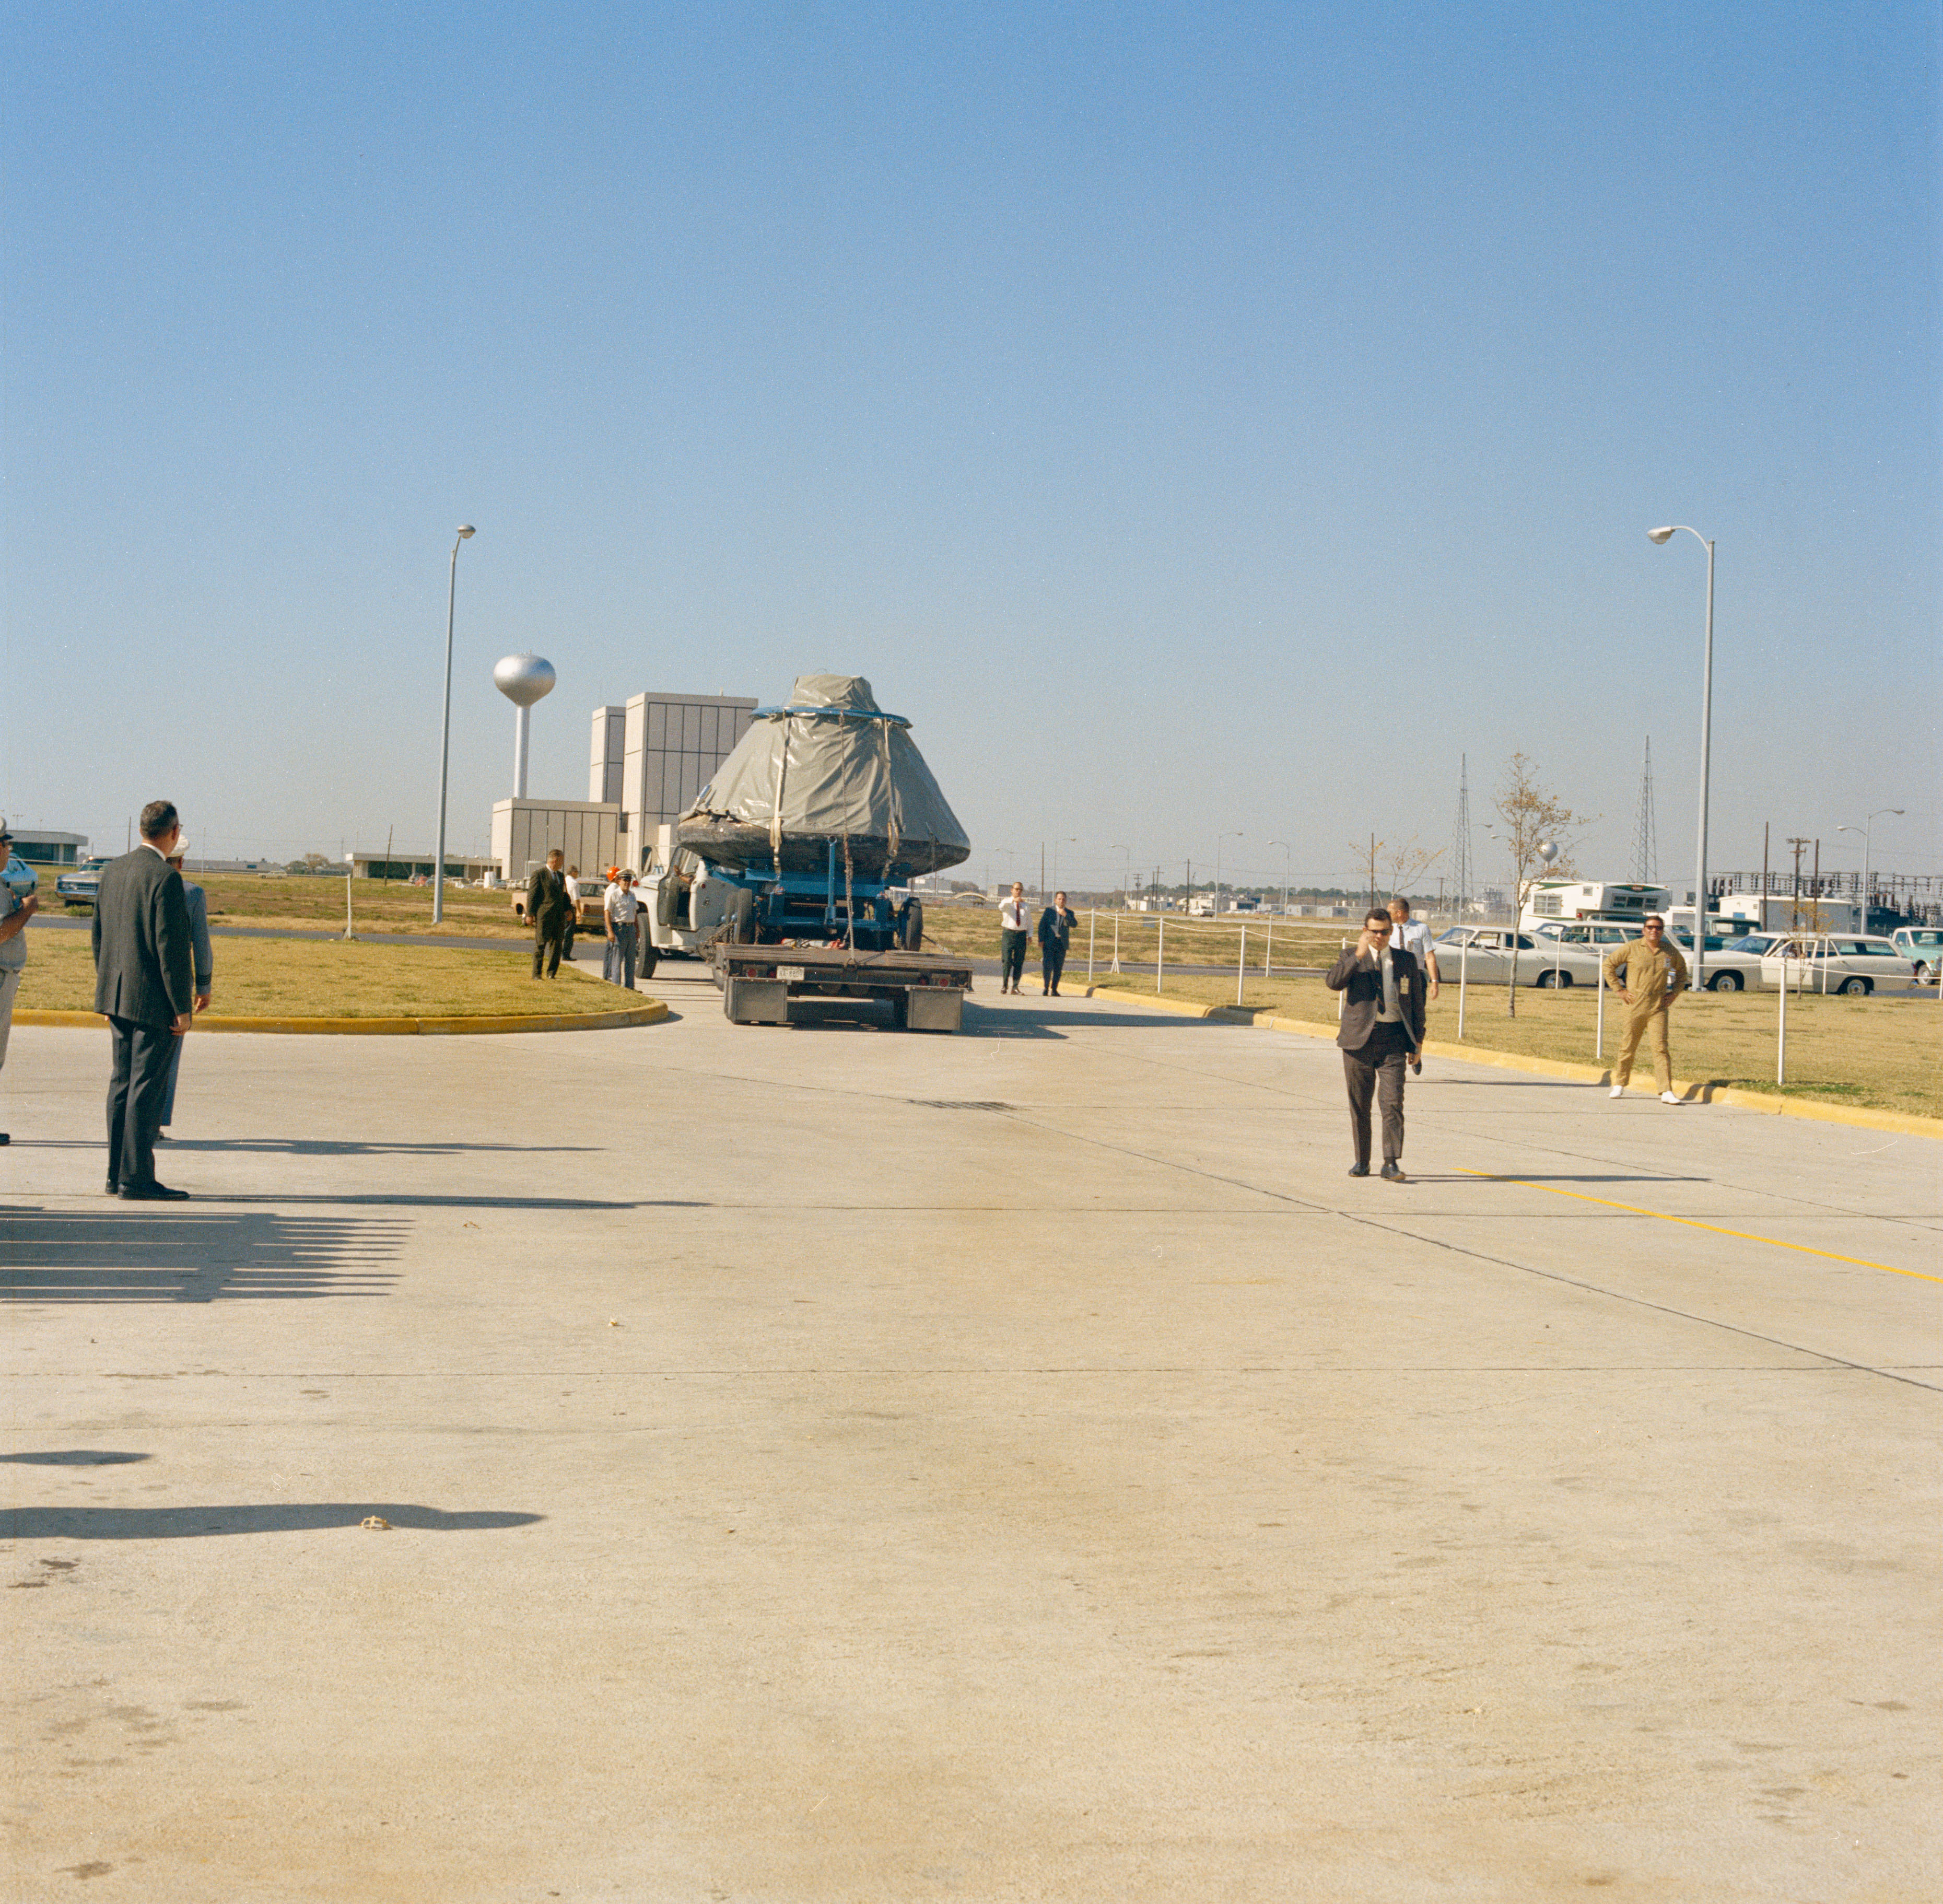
[674,675,970,881]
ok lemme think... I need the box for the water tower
[494,653,556,799]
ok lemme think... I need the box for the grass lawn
[15,933,629,1019]
[1083,967,1943,1121]
[45,874,534,941]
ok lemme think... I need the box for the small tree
[1382,835,1444,915]
[1493,754,1594,1014]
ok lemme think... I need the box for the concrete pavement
[3,969,1937,1901]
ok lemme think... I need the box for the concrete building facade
[589,691,758,869]
[489,801,623,885]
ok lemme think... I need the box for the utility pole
[1761,823,1770,931]
[1450,754,1473,919]
[1786,837,1809,930]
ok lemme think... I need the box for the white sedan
[1757,935,1920,997]
[1437,926,1597,988]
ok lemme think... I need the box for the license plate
[777,965,805,982]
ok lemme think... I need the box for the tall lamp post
[1647,525,1715,989]
[1267,838,1291,915]
[432,524,477,925]
[1835,809,1903,936]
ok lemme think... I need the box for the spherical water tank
[494,653,556,707]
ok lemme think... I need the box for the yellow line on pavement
[1458,1170,1941,1283]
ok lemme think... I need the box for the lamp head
[456,524,475,540]
[1646,527,1676,545]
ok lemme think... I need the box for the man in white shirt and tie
[998,882,1030,994]
[1387,895,1440,1000]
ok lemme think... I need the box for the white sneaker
[1609,1085,1624,1098]
[1660,1090,1680,1104]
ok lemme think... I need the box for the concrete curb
[1082,989,1940,1140]
[12,1000,669,1036]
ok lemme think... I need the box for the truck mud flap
[723,976,790,1025]
[903,987,964,1033]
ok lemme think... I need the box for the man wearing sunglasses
[1327,907,1426,1182]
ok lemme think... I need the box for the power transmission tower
[1449,754,1473,919]
[1632,737,1659,884]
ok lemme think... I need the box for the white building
[490,690,758,884]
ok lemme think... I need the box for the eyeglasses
[1368,925,1392,935]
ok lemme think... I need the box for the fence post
[1596,957,1605,1060]
[1777,953,1788,1083]
[1237,925,1247,1008]
[1111,911,1120,974]
[1157,913,1165,994]
[1087,911,1096,984]
[1457,935,1469,1041]
[1265,916,1272,975]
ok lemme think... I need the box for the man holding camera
[1326,907,1427,1183]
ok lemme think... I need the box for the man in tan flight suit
[1601,913,1690,1103]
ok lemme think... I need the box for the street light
[1647,524,1715,989]
[1215,830,1242,920]
[1267,838,1292,915]
[432,524,477,926]
[1835,809,1903,936]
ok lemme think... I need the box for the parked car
[1435,926,1576,986]
[1757,935,1919,997]
[1889,927,1942,983]
[1666,930,1770,991]
[55,857,112,907]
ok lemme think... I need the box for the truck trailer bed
[710,942,974,1031]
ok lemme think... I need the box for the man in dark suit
[1036,891,1076,996]
[526,848,572,978]
[92,800,195,1200]
[1325,907,1426,1183]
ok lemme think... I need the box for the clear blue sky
[4,2,1936,895]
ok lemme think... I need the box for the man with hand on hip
[1601,913,1688,1103]
[1326,908,1426,1183]
[92,800,195,1199]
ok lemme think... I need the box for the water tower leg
[514,705,531,799]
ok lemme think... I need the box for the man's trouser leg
[1343,1027,1407,1169]
[1001,931,1025,989]
[602,936,618,984]
[1647,1008,1673,1093]
[107,1015,174,1189]
[1616,1006,1652,1086]
[618,922,637,990]
[535,927,564,978]
[1049,948,1067,992]
[0,965,20,1074]
[159,1036,184,1127]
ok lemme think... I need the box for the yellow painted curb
[12,1001,668,1036]
[1078,989,1224,1020]
[1082,990,1940,1140]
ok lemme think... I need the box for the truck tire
[900,898,924,951]
[638,948,659,981]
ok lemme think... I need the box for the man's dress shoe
[119,1182,189,1201]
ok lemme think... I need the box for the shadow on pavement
[2,1503,544,1538]
[0,1209,403,1302]
[197,1194,706,1209]
[0,1451,151,1466]
[15,1138,601,1156]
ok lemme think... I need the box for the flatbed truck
[710,941,973,1032]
